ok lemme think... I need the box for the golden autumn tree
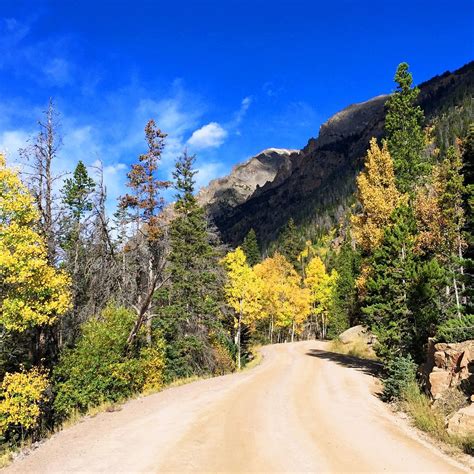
[254,253,310,343]
[221,247,263,369]
[0,154,70,337]
[305,256,338,339]
[0,367,48,436]
[351,138,403,253]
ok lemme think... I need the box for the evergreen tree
[60,161,96,344]
[385,62,428,193]
[241,229,261,266]
[328,240,361,338]
[163,151,227,378]
[409,258,448,361]
[120,119,170,346]
[362,206,417,361]
[279,218,304,268]
[462,125,474,314]
[62,161,95,222]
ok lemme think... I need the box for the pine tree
[164,151,227,377]
[362,206,417,361]
[62,161,95,222]
[385,62,428,193]
[438,146,466,318]
[409,258,448,361]
[241,229,261,266]
[279,218,304,268]
[120,119,170,346]
[60,161,96,344]
[461,125,474,314]
[329,240,361,338]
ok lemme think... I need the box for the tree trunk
[291,320,295,342]
[235,305,242,370]
[453,273,461,318]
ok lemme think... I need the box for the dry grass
[0,448,14,468]
[401,381,474,456]
[330,338,378,360]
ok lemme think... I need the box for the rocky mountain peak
[196,148,298,218]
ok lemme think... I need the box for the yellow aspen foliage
[351,138,403,253]
[415,147,465,260]
[305,256,338,339]
[0,367,49,434]
[254,253,310,340]
[221,247,263,368]
[414,183,444,255]
[221,248,263,327]
[0,154,71,331]
[355,262,371,299]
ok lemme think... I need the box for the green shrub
[53,306,164,419]
[436,314,474,343]
[382,355,416,401]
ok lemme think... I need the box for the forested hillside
[211,61,474,248]
[0,61,472,458]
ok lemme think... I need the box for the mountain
[205,62,474,247]
[196,148,298,220]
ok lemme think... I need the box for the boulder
[447,404,474,437]
[433,351,446,369]
[339,325,375,345]
[424,339,474,400]
[429,370,452,400]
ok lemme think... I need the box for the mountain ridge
[203,61,474,247]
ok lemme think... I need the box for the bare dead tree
[20,98,63,265]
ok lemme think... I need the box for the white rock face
[196,148,299,216]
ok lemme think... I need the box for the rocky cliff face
[196,148,298,219]
[204,62,474,247]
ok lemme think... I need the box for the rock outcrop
[422,338,474,438]
[423,339,474,400]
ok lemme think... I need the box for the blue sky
[0,0,473,208]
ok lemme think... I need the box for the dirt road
[5,341,471,473]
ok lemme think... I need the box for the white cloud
[233,96,252,125]
[187,122,228,149]
[0,129,30,163]
[241,96,252,111]
[42,57,73,86]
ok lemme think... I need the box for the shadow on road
[306,348,383,377]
